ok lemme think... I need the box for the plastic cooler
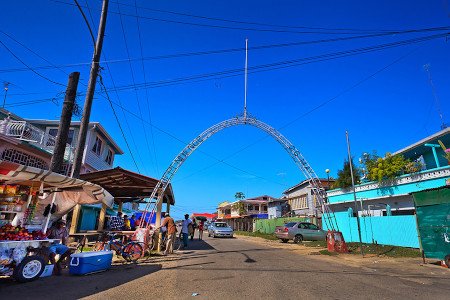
[69,251,113,275]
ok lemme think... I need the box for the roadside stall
[0,160,113,282]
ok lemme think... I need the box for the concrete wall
[323,212,419,248]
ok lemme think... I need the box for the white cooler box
[69,251,113,275]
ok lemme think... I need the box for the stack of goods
[0,225,47,241]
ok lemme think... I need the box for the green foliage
[438,140,450,162]
[234,191,245,200]
[361,152,421,182]
[232,201,247,215]
[333,158,361,189]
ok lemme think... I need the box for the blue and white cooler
[69,251,113,275]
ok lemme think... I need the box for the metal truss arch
[143,115,337,230]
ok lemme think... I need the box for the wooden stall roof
[79,167,175,205]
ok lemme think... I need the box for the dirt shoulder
[234,234,450,277]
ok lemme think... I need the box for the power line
[0,39,66,87]
[133,0,160,176]
[1,26,448,74]
[103,32,447,92]
[55,0,450,35]
[115,1,152,175]
[83,0,147,175]
[98,73,141,172]
[108,0,395,33]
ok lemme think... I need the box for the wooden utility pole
[71,0,109,178]
[50,72,80,173]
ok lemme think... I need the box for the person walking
[160,213,176,255]
[198,220,204,240]
[181,214,192,248]
[189,216,197,241]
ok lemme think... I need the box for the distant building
[216,195,272,231]
[267,197,289,219]
[283,178,334,224]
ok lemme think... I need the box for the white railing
[0,120,75,162]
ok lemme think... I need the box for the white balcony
[0,120,75,162]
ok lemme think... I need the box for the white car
[208,222,234,238]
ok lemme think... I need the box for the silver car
[208,222,234,238]
[275,222,326,243]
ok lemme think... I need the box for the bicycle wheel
[122,242,143,262]
[173,236,182,251]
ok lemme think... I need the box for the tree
[333,158,361,189]
[234,192,245,200]
[361,152,420,182]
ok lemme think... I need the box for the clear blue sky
[1,1,449,219]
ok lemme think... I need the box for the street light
[325,169,330,189]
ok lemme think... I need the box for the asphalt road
[1,236,450,299]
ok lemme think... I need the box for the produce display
[0,225,47,241]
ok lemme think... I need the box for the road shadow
[182,239,216,251]
[0,263,162,299]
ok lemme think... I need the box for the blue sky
[1,1,449,219]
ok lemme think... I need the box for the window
[284,222,297,227]
[308,224,319,230]
[46,128,75,146]
[262,205,267,212]
[105,149,113,165]
[247,205,253,211]
[92,136,103,156]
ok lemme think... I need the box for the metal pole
[2,82,9,108]
[244,38,248,120]
[71,0,109,178]
[346,130,364,256]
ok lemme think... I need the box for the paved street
[1,235,450,299]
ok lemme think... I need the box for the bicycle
[93,232,143,262]
[138,231,183,254]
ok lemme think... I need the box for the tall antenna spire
[423,64,447,129]
[244,38,248,120]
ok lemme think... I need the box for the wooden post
[50,72,79,173]
[69,204,81,234]
[166,201,171,214]
[118,201,123,213]
[72,0,109,178]
[156,199,163,252]
[98,203,107,231]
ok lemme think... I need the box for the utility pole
[71,0,109,178]
[346,130,364,256]
[50,72,80,173]
[2,82,9,108]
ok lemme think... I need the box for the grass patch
[319,249,338,256]
[346,243,421,258]
[234,231,278,240]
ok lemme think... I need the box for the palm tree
[234,192,245,200]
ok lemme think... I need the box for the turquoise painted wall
[324,212,419,248]
[328,172,449,204]
[79,206,99,231]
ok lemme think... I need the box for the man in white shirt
[181,214,192,248]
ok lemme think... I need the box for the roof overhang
[79,167,175,205]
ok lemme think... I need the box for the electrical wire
[55,0,450,35]
[115,1,152,175]
[1,26,448,75]
[98,73,141,172]
[102,32,448,92]
[133,0,160,176]
[0,39,66,87]
[83,0,147,175]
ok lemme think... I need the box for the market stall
[0,160,113,282]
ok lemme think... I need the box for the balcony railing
[0,120,75,162]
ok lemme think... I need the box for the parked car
[208,222,234,238]
[275,222,326,243]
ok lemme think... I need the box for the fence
[323,212,419,248]
[254,217,311,234]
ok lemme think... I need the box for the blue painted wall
[324,212,419,248]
